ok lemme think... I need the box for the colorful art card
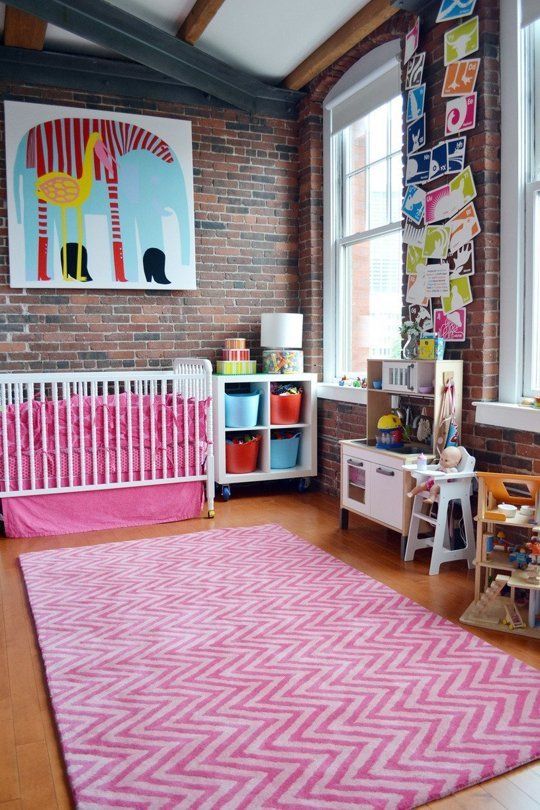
[407,115,426,155]
[448,165,476,215]
[402,184,426,224]
[425,263,450,297]
[403,222,426,247]
[446,136,467,174]
[444,17,479,66]
[425,184,451,223]
[404,18,420,64]
[406,245,425,275]
[405,52,426,90]
[437,0,476,24]
[406,84,426,123]
[406,149,431,184]
[424,225,451,259]
[445,93,477,136]
[429,142,448,181]
[406,269,429,306]
[448,242,475,277]
[448,202,481,252]
[410,302,433,332]
[442,59,480,97]
[434,308,467,341]
[441,276,473,314]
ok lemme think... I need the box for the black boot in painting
[62,243,93,282]
[143,248,171,284]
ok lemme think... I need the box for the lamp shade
[261,313,303,348]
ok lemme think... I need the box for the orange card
[442,59,480,97]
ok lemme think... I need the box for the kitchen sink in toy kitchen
[340,358,463,553]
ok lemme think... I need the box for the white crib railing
[0,359,215,517]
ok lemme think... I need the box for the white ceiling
[0,0,371,83]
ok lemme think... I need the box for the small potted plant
[399,320,421,359]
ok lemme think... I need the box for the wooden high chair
[404,446,476,575]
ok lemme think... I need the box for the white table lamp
[261,313,304,373]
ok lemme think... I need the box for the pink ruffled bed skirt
[2,481,204,538]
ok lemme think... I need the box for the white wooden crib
[0,359,214,533]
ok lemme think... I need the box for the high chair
[404,446,476,575]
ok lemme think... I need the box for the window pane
[529,190,540,392]
[390,96,403,154]
[367,104,388,164]
[348,117,368,173]
[342,231,402,373]
[391,153,402,224]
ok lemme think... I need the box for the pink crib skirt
[2,481,204,538]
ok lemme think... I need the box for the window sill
[318,383,367,405]
[474,401,540,433]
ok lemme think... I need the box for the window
[323,42,402,384]
[524,18,540,395]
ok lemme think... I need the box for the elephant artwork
[5,101,196,289]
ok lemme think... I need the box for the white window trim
[474,0,540,431]
[322,39,401,403]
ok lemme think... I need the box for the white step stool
[404,446,476,575]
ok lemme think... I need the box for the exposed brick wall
[0,83,299,371]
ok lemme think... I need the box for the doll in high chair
[407,446,462,501]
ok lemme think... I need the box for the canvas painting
[406,85,426,123]
[444,17,479,66]
[406,149,431,184]
[442,59,480,97]
[404,18,420,64]
[4,101,196,289]
[437,0,476,24]
[445,94,477,137]
[425,263,450,297]
[448,202,481,252]
[434,308,467,340]
[441,276,473,314]
[409,301,433,332]
[406,245,425,275]
[402,184,426,224]
[405,52,426,90]
[407,115,426,155]
[423,225,451,259]
[447,136,467,174]
[403,222,426,247]
[448,166,476,215]
[448,242,475,277]
[406,269,429,306]
[429,142,448,181]
[425,184,451,223]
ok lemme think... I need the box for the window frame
[322,39,401,388]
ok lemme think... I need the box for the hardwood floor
[0,487,539,809]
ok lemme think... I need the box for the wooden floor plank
[1,490,538,810]
[483,773,540,809]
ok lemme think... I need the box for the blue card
[402,185,426,225]
[436,0,476,24]
[429,142,448,180]
[406,84,426,123]
[407,115,426,155]
[447,136,467,174]
[406,149,431,185]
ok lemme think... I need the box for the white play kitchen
[340,358,463,551]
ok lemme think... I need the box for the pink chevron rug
[21,524,540,810]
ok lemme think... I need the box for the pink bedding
[0,393,210,492]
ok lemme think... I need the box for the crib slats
[1,383,10,493]
[64,382,74,489]
[172,376,179,479]
[27,383,36,491]
[126,379,134,483]
[114,381,121,484]
[138,380,145,483]
[40,382,48,490]
[52,382,62,488]
[78,381,86,487]
[91,380,98,485]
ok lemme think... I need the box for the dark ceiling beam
[177,0,226,45]
[3,6,47,49]
[5,0,302,117]
[283,0,400,90]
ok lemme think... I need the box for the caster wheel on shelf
[297,477,310,493]
[208,509,215,519]
[221,485,231,501]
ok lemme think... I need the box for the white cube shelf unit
[212,372,317,498]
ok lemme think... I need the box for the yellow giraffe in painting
[35,132,111,282]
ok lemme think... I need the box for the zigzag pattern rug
[21,524,540,809]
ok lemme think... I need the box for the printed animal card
[407,115,426,155]
[406,84,426,123]
[448,202,481,252]
[442,59,480,97]
[410,301,433,332]
[403,222,426,247]
[406,149,431,184]
[405,52,426,90]
[441,276,473,314]
[447,136,467,174]
[406,269,429,306]
[448,242,475,277]
[406,244,425,275]
[402,184,426,224]
[448,166,476,215]
[434,308,467,341]
[425,184,451,223]
[404,18,420,64]
[425,263,450,297]
[444,17,479,66]
[429,142,448,181]
[423,225,451,259]
[445,93,477,136]
[437,0,476,24]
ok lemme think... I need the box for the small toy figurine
[407,445,462,500]
[509,549,532,570]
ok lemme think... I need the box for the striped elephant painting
[5,102,196,289]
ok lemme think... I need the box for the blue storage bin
[270,434,300,469]
[225,391,260,427]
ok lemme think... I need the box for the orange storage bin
[270,393,302,425]
[226,434,261,474]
